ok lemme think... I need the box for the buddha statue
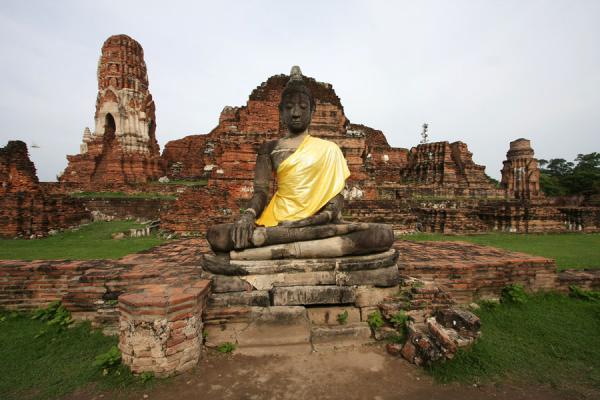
[207,67,393,262]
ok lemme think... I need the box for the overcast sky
[1,0,599,181]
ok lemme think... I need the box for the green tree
[539,152,600,196]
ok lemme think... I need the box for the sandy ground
[68,346,583,400]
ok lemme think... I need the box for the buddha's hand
[278,211,331,228]
[232,211,255,249]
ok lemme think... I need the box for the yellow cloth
[256,135,350,227]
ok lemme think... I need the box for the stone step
[310,322,373,351]
[204,306,312,355]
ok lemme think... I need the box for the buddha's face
[281,92,313,135]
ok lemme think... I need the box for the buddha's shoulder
[307,136,341,150]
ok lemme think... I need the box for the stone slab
[336,265,400,287]
[311,322,373,351]
[204,306,311,353]
[230,249,398,275]
[272,286,356,306]
[209,291,270,307]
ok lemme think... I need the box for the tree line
[539,152,600,196]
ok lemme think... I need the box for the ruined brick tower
[501,138,541,199]
[60,34,163,185]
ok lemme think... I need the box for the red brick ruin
[60,34,163,186]
[0,141,88,237]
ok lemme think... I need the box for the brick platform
[2,238,599,376]
[395,240,557,302]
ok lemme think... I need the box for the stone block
[210,275,253,293]
[306,306,361,326]
[435,308,480,336]
[271,285,356,306]
[209,291,270,307]
[354,286,400,307]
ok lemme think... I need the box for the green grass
[405,233,600,270]
[160,179,208,187]
[428,292,600,396]
[69,191,176,200]
[0,221,165,260]
[0,310,150,400]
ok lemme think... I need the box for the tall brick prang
[60,34,163,186]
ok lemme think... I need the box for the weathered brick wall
[0,141,89,238]
[159,187,238,234]
[344,198,600,234]
[0,239,208,329]
[81,198,174,221]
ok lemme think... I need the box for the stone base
[201,249,399,354]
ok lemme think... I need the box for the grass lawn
[0,310,152,400]
[404,233,600,270]
[0,221,165,260]
[428,292,600,397]
[69,191,176,200]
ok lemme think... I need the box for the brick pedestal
[118,280,210,377]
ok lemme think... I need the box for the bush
[367,311,384,330]
[389,311,409,328]
[93,346,122,372]
[217,342,236,353]
[501,284,528,305]
[31,301,73,337]
[337,310,349,325]
[569,285,600,301]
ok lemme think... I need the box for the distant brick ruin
[501,138,541,199]
[160,73,600,234]
[60,34,163,186]
[0,141,88,237]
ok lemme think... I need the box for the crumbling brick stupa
[60,34,163,186]
[500,138,541,199]
[0,141,89,237]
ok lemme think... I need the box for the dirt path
[72,346,578,400]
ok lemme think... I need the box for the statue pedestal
[202,249,400,354]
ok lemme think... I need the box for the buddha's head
[279,66,316,135]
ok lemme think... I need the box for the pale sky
[1,0,599,181]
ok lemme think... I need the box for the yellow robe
[256,135,350,227]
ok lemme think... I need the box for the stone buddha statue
[207,67,393,262]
